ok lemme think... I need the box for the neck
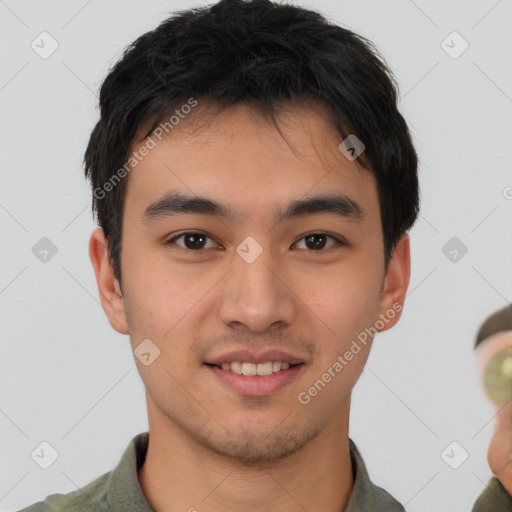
[138,404,354,512]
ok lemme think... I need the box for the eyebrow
[141,191,364,225]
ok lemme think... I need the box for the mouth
[204,361,306,396]
[204,361,305,375]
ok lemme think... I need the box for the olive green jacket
[16,432,512,511]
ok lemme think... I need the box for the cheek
[122,243,182,310]
[121,248,222,351]
[295,269,381,390]
[300,264,382,331]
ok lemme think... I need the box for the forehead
[123,102,379,224]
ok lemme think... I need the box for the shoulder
[472,476,512,511]
[15,471,111,512]
[347,438,406,511]
[369,482,406,511]
[14,502,45,512]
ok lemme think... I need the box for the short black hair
[84,0,420,290]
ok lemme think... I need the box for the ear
[89,227,129,334]
[376,233,411,333]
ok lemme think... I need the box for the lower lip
[205,364,305,396]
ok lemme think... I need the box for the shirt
[16,431,512,511]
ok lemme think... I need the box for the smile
[206,361,300,376]
[205,362,305,396]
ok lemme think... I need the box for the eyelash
[164,231,345,252]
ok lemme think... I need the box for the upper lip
[204,348,306,366]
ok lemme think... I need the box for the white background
[1,1,511,511]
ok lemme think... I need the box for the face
[90,101,410,465]
[476,331,512,414]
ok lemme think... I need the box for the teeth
[241,362,257,376]
[215,361,295,375]
[230,361,243,374]
[256,362,273,376]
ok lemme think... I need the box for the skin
[476,331,512,496]
[89,101,410,512]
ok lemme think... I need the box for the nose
[218,242,296,334]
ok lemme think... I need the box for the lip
[205,363,305,396]
[204,348,306,366]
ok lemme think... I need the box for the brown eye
[166,232,217,251]
[294,233,343,251]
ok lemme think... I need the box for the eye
[165,231,218,251]
[165,231,345,252]
[293,233,344,251]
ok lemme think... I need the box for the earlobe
[88,227,129,334]
[377,233,411,333]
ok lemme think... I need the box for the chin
[196,421,317,465]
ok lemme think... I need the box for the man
[17,0,511,510]
[472,305,512,511]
